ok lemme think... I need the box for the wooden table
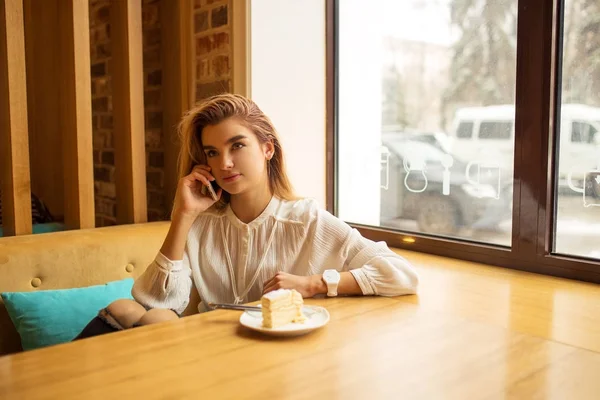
[2,250,600,399]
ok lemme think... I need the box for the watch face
[324,270,339,282]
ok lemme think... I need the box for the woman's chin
[222,184,244,196]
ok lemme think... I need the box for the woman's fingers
[187,171,211,187]
[263,282,279,294]
[263,277,275,290]
[262,272,288,294]
[262,276,277,294]
[192,165,215,180]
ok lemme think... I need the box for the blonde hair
[177,93,296,209]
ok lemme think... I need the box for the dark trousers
[73,306,181,341]
[73,314,119,340]
[73,308,121,340]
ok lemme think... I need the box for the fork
[208,303,261,312]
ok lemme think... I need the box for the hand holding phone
[173,165,221,219]
[201,180,219,201]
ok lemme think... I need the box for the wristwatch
[322,269,341,297]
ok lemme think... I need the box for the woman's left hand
[262,272,324,298]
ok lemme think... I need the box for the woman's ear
[264,140,275,160]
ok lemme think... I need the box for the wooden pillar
[23,0,64,223]
[111,0,148,224]
[59,0,95,229]
[0,0,32,236]
[231,0,251,97]
[161,0,194,212]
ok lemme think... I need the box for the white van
[448,104,600,189]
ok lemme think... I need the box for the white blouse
[132,197,419,314]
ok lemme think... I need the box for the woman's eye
[232,142,245,150]
[206,150,217,158]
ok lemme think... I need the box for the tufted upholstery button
[125,263,135,273]
[31,278,42,288]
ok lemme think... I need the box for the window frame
[326,0,600,284]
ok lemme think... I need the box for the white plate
[239,305,330,337]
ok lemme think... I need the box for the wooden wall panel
[58,0,95,229]
[161,0,194,212]
[0,0,32,236]
[231,0,251,97]
[23,0,64,222]
[111,0,148,224]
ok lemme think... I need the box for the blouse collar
[225,196,280,229]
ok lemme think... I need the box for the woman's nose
[220,154,234,170]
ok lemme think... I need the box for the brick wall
[88,0,233,226]
[194,0,232,100]
[141,0,165,222]
[89,0,114,226]
[89,0,165,226]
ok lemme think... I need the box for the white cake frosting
[261,289,306,328]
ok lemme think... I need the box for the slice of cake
[261,289,307,328]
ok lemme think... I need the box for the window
[571,121,598,144]
[554,1,600,261]
[329,0,600,283]
[456,122,474,138]
[335,0,515,244]
[478,122,513,140]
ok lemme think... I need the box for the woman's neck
[229,186,273,224]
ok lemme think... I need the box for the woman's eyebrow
[203,135,248,150]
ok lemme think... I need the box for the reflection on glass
[554,0,600,260]
[338,0,516,244]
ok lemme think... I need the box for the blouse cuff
[155,251,185,272]
[350,268,377,296]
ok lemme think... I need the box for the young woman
[75,94,419,338]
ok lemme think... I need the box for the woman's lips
[222,174,241,183]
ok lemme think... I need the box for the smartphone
[201,180,219,201]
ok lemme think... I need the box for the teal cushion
[1,278,134,350]
[0,222,66,237]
